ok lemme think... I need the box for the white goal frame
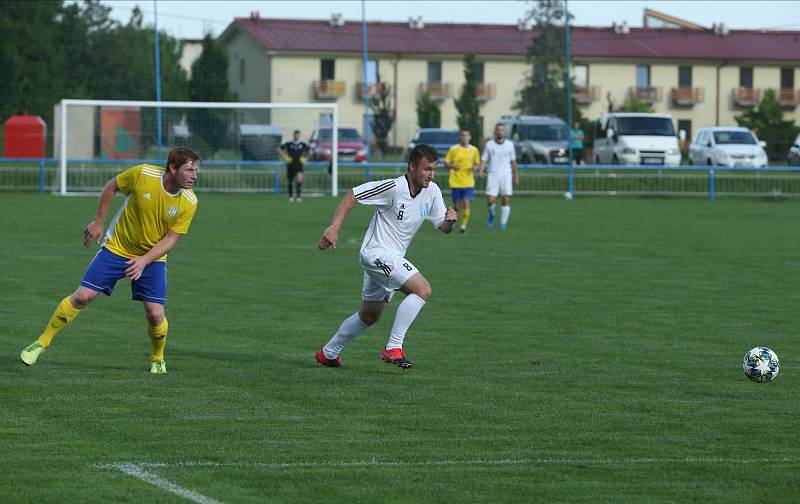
[57,99,340,195]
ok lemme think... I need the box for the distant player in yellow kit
[20,147,200,374]
[444,128,481,233]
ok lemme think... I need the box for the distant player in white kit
[316,144,457,369]
[479,123,519,230]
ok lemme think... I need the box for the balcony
[733,87,762,107]
[779,88,799,108]
[629,86,663,104]
[419,82,454,100]
[671,87,705,106]
[474,83,497,102]
[356,82,388,99]
[314,80,345,99]
[573,85,600,105]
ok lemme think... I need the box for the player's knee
[360,312,381,326]
[144,305,164,325]
[416,281,432,301]
[71,290,94,308]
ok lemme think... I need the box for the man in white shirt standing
[479,123,519,230]
[316,144,457,369]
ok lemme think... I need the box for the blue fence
[1,158,800,201]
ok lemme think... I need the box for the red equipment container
[4,115,47,158]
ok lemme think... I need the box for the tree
[617,96,654,113]
[187,34,233,158]
[0,1,188,155]
[416,92,441,129]
[0,1,65,133]
[735,89,799,160]
[454,54,482,146]
[370,80,394,158]
[514,0,586,125]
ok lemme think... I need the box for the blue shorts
[81,247,168,304]
[451,187,474,204]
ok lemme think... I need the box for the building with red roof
[219,12,799,147]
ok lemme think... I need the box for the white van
[594,113,682,166]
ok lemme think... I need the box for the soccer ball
[742,347,780,383]
[563,191,573,200]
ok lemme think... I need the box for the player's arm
[439,207,457,234]
[479,147,488,177]
[512,158,520,187]
[444,148,456,170]
[300,144,310,164]
[276,144,290,163]
[318,190,357,250]
[124,231,182,280]
[84,177,119,246]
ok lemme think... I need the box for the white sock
[386,294,426,350]
[323,312,369,358]
[500,205,511,225]
[488,203,496,218]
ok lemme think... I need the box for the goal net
[55,99,342,195]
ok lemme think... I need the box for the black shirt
[281,141,310,169]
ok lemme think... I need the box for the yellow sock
[148,317,169,361]
[460,207,471,228]
[37,296,81,348]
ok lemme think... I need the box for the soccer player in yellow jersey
[444,129,481,233]
[20,147,200,374]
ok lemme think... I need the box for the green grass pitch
[1,192,799,503]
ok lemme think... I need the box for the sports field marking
[100,462,223,504]
[99,457,800,502]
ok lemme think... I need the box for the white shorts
[360,248,419,302]
[486,171,513,197]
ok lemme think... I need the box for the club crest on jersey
[167,206,178,218]
[419,202,430,218]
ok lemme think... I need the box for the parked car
[788,133,800,166]
[594,113,682,166]
[496,115,570,164]
[689,127,767,168]
[406,128,459,160]
[309,127,368,163]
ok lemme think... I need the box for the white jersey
[481,139,516,174]
[353,175,447,256]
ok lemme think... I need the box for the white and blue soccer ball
[742,347,780,383]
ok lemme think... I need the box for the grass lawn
[1,192,798,503]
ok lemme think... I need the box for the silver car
[689,127,768,168]
[497,115,570,164]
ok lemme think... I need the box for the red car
[309,127,368,163]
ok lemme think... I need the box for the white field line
[101,463,223,504]
[98,457,800,502]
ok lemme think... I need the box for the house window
[740,67,753,88]
[574,64,588,87]
[472,62,485,83]
[427,61,442,83]
[636,65,651,88]
[239,58,245,85]
[678,66,692,88]
[533,63,548,84]
[781,68,795,89]
[321,59,335,80]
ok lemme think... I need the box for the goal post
[56,99,339,196]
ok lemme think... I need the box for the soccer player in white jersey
[316,144,457,369]
[479,123,519,230]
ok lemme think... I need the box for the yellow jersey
[444,144,480,189]
[103,164,198,262]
